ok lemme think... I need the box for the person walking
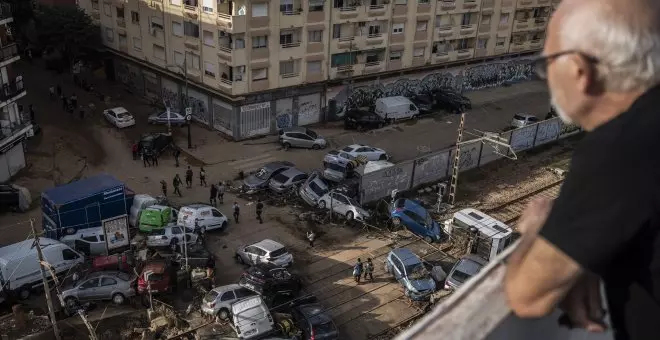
[160,180,167,197]
[142,149,152,167]
[307,230,316,248]
[217,182,225,204]
[131,143,138,160]
[185,166,193,188]
[255,199,264,224]
[199,167,207,186]
[49,86,55,100]
[56,84,62,98]
[70,93,78,109]
[173,174,183,197]
[173,148,181,167]
[232,202,240,223]
[353,258,363,283]
[364,258,374,282]
[151,152,159,167]
[210,184,218,206]
[206,255,215,280]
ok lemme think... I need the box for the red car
[137,262,171,294]
[92,252,134,273]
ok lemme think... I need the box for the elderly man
[504,0,660,339]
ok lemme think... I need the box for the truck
[374,96,420,121]
[42,174,135,240]
[443,208,514,262]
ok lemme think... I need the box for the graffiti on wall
[462,61,535,92]
[298,94,321,126]
[510,125,537,151]
[276,112,292,129]
[186,92,209,123]
[361,162,415,203]
[534,119,561,146]
[161,78,181,112]
[212,99,233,136]
[457,142,481,172]
[411,151,450,188]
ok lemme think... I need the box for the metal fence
[359,117,582,203]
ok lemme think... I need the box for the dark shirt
[186,169,193,179]
[210,185,218,196]
[206,257,215,269]
[539,86,660,340]
[256,202,264,212]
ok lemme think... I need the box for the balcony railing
[338,6,357,11]
[338,36,355,41]
[440,0,456,9]
[218,12,231,20]
[220,78,232,86]
[116,18,126,28]
[184,4,197,11]
[218,45,232,53]
[365,60,382,67]
[436,25,453,31]
[280,72,300,78]
[0,43,18,62]
[367,33,383,38]
[281,9,302,15]
[0,3,11,20]
[281,42,301,48]
[0,121,32,144]
[369,4,385,9]
[336,64,354,71]
[0,79,25,102]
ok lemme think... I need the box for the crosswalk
[227,153,276,174]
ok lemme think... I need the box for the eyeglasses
[531,51,600,79]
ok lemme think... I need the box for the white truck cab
[375,96,419,121]
[444,208,514,262]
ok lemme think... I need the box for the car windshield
[326,163,346,172]
[271,173,289,183]
[341,147,354,152]
[309,181,327,196]
[255,168,270,180]
[314,321,337,334]
[204,290,219,303]
[451,270,472,284]
[513,114,527,120]
[306,129,318,139]
[269,247,288,258]
[117,112,129,119]
[406,263,428,280]
[347,197,360,207]
[117,272,131,281]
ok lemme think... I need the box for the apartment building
[0,3,31,183]
[81,0,555,140]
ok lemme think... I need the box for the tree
[34,6,100,67]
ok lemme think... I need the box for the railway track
[484,179,564,226]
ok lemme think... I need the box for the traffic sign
[185,107,192,115]
[185,114,192,121]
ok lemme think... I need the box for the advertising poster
[103,215,129,251]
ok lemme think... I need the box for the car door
[254,247,268,264]
[244,246,260,264]
[390,256,405,283]
[291,174,308,187]
[170,226,184,243]
[333,193,350,215]
[210,209,225,229]
[220,290,237,307]
[297,133,314,148]
[77,277,101,301]
[99,276,118,300]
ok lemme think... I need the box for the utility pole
[448,113,466,206]
[32,220,61,340]
[166,57,192,149]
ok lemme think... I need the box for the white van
[129,194,158,227]
[0,238,84,299]
[231,295,274,339]
[375,96,419,121]
[446,208,514,262]
[177,204,229,233]
[60,227,107,256]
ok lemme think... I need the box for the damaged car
[385,248,436,301]
[61,271,136,309]
[299,171,329,207]
[239,262,302,297]
[317,191,370,221]
[243,161,295,193]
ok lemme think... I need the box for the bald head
[547,0,660,92]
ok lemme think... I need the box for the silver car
[279,127,327,150]
[235,239,294,267]
[299,171,329,207]
[148,111,186,125]
[268,168,308,193]
[200,284,257,319]
[61,271,136,307]
[510,113,539,128]
[317,191,371,221]
[146,226,198,248]
[243,161,295,193]
[444,254,488,290]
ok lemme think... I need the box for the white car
[103,107,136,128]
[510,113,539,128]
[235,239,294,267]
[146,226,198,248]
[317,191,371,221]
[340,144,389,161]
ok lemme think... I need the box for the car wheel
[65,297,79,311]
[391,217,402,226]
[283,142,291,151]
[112,293,125,305]
[221,221,227,229]
[423,236,433,244]
[346,211,354,220]
[218,308,230,320]
[318,200,326,209]
[379,154,387,161]
[235,253,244,264]
[312,144,321,150]
[18,286,30,300]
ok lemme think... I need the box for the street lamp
[166,57,192,149]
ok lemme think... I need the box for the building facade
[80,0,556,140]
[0,3,31,183]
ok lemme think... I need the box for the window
[174,51,185,66]
[416,21,427,31]
[184,21,200,38]
[330,52,356,67]
[307,61,322,74]
[131,11,139,24]
[435,14,451,27]
[280,32,293,45]
[80,278,99,289]
[105,27,114,42]
[280,0,293,13]
[392,23,404,34]
[496,37,506,46]
[457,38,469,49]
[332,0,344,8]
[212,209,223,217]
[186,52,200,70]
[203,30,214,45]
[172,21,183,37]
[477,38,488,49]
[481,14,491,25]
[419,0,429,3]
[252,3,267,17]
[204,62,215,77]
[171,0,181,5]
[116,7,124,18]
[461,13,472,26]
[413,47,425,57]
[153,44,165,60]
[499,13,510,25]
[389,51,402,61]
[309,0,324,11]
[103,3,111,16]
[220,291,236,301]
[235,37,245,49]
[308,30,322,43]
[368,25,380,35]
[63,249,80,260]
[234,65,246,81]
[252,35,268,48]
[235,288,254,298]
[365,53,380,63]
[252,68,268,80]
[332,24,341,39]
[101,277,117,286]
[150,16,163,30]
[280,61,295,75]
[171,227,182,234]
[202,0,213,12]
[395,0,406,4]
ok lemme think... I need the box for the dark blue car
[390,198,443,243]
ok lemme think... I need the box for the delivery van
[178,204,228,233]
[138,205,177,233]
[375,96,420,121]
[0,238,84,299]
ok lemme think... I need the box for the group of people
[353,258,374,283]
[49,84,85,119]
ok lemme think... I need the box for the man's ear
[570,55,604,95]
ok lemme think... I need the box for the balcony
[363,60,384,74]
[529,38,544,49]
[462,0,480,11]
[0,122,33,153]
[509,40,530,52]
[0,79,26,103]
[365,33,386,48]
[217,13,246,33]
[279,41,303,60]
[330,64,357,79]
[455,48,474,59]
[434,51,451,63]
[0,43,19,64]
[333,5,361,21]
[368,4,388,17]
[412,56,426,66]
[435,25,456,40]
[459,24,477,37]
[0,3,11,21]
[438,0,456,11]
[218,77,247,95]
[216,45,247,65]
[116,18,126,28]
[279,71,301,87]
[394,244,614,340]
[279,8,304,27]
[517,0,549,8]
[336,36,356,50]
[250,79,270,92]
